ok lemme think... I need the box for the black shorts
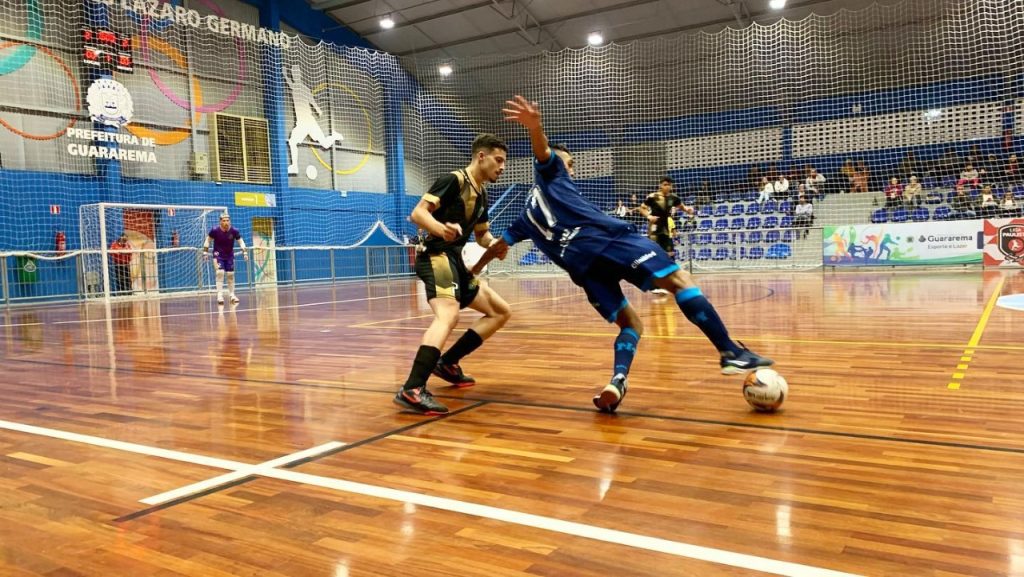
[415,248,480,308]
[650,232,675,253]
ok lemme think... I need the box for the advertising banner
[982,218,1024,267]
[824,220,982,266]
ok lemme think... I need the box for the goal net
[79,203,226,300]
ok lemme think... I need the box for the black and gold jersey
[421,169,489,252]
[644,192,681,235]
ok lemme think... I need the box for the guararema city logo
[87,78,134,128]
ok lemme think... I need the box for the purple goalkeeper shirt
[208,227,241,257]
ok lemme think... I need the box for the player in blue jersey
[203,213,248,304]
[474,96,773,413]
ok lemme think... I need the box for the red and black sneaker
[432,361,477,388]
[393,386,449,415]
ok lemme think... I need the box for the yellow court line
[349,324,1024,351]
[948,277,1006,390]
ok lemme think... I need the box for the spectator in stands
[840,159,855,193]
[1004,154,1019,187]
[898,151,920,180]
[851,160,870,193]
[883,177,903,211]
[613,199,629,218]
[757,176,773,204]
[1000,189,1020,217]
[629,193,647,233]
[959,164,980,187]
[980,154,999,183]
[903,175,923,207]
[696,180,713,207]
[951,185,977,220]
[793,195,813,239]
[804,166,826,199]
[979,185,999,218]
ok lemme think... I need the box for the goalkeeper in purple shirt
[203,213,248,304]
[474,96,773,413]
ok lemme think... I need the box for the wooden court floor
[0,269,1022,577]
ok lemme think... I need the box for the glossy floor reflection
[0,270,1021,576]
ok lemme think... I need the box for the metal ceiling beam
[313,0,373,12]
[488,0,560,50]
[359,1,494,36]
[393,0,662,56]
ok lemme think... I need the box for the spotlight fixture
[769,0,787,9]
[380,16,395,29]
[587,32,604,46]
[438,64,453,77]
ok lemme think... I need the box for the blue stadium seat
[729,190,745,202]
[779,215,793,228]
[925,192,943,205]
[714,204,729,217]
[933,205,952,220]
[746,230,763,243]
[697,219,713,231]
[748,246,764,259]
[745,216,762,229]
[911,206,930,221]
[782,229,797,242]
[745,202,760,215]
[713,232,731,244]
[766,243,792,259]
[713,247,732,260]
[714,218,729,231]
[765,230,781,244]
[778,200,792,214]
[763,200,778,214]
[730,203,745,216]
[891,207,909,223]
[870,208,888,223]
[696,248,712,260]
[697,205,713,218]
[730,217,745,230]
[763,216,779,229]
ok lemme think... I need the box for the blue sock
[613,327,640,377]
[675,288,740,355]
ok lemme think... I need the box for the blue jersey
[501,153,633,279]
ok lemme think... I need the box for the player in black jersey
[394,134,512,415]
[638,177,692,260]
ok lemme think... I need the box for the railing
[0,245,417,307]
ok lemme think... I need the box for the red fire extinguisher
[171,230,180,247]
[55,230,66,256]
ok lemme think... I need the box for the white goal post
[79,203,228,301]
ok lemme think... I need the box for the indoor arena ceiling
[305,0,897,61]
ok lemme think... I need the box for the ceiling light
[379,16,395,29]
[438,64,453,77]
[769,0,787,9]
[587,32,604,46]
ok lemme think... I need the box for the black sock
[441,329,484,365]
[404,345,441,390]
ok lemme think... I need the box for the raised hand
[502,95,542,130]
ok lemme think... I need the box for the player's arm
[640,195,658,223]
[470,216,528,275]
[202,233,212,259]
[411,174,463,241]
[237,235,249,261]
[503,95,550,163]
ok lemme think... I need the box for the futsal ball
[742,369,788,412]
[305,164,318,180]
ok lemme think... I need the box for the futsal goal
[79,203,228,301]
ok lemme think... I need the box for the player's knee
[492,299,512,325]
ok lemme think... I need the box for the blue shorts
[214,253,235,272]
[576,234,679,322]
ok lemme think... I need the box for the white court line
[141,441,345,505]
[0,291,419,328]
[0,418,861,577]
